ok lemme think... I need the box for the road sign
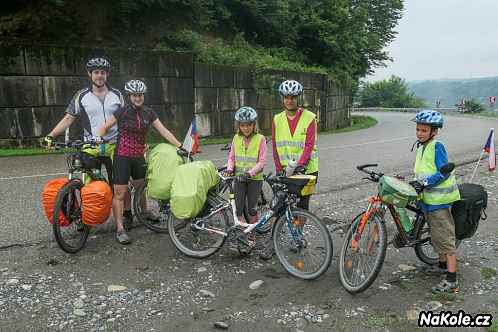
[490,96,496,103]
[461,99,468,105]
[435,100,441,108]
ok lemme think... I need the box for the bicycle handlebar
[51,139,108,150]
[356,163,383,183]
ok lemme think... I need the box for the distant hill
[407,76,498,107]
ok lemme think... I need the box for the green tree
[355,75,428,108]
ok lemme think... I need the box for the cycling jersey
[66,86,125,142]
[113,105,158,157]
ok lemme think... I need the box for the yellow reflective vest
[234,133,264,180]
[274,109,318,174]
[414,139,460,205]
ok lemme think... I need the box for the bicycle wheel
[52,179,90,253]
[413,215,439,265]
[339,211,387,293]
[168,193,229,258]
[273,208,333,280]
[133,180,174,233]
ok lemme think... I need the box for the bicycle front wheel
[339,211,387,293]
[133,180,173,233]
[168,193,229,258]
[52,179,90,253]
[273,208,333,280]
[413,215,439,265]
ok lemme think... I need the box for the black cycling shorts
[113,155,146,185]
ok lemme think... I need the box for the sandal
[432,279,459,293]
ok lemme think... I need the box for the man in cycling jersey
[44,58,134,229]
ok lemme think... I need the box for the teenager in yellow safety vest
[222,106,267,253]
[410,110,460,293]
[260,79,319,260]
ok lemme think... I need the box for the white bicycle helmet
[86,58,111,72]
[124,80,147,94]
[235,106,258,123]
[278,80,303,96]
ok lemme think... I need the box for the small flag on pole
[182,117,199,154]
[484,128,496,172]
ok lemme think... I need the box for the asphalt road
[0,112,496,248]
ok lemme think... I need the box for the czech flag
[484,128,496,172]
[183,117,199,154]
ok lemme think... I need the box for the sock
[123,210,132,217]
[446,271,457,283]
[438,261,447,270]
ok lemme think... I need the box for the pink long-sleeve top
[227,134,267,177]
[272,108,317,172]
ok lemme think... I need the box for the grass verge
[320,115,378,135]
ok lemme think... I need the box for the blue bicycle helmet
[412,110,444,128]
[235,106,258,123]
[278,80,303,96]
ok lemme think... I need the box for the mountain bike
[339,163,456,293]
[168,173,333,280]
[48,139,112,253]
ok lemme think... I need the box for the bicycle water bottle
[285,160,297,177]
[100,143,106,156]
[94,169,105,181]
[395,207,413,232]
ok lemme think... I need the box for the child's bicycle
[339,162,456,293]
[47,139,113,253]
[167,173,333,280]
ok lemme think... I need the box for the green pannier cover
[378,176,418,208]
[170,161,219,219]
[146,143,184,200]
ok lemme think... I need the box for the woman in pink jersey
[96,79,183,244]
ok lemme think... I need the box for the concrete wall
[0,45,351,147]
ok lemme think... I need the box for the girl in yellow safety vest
[222,107,267,253]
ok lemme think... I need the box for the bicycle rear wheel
[273,208,333,280]
[246,180,275,234]
[339,211,387,293]
[168,193,229,258]
[52,179,90,253]
[133,180,176,233]
[413,215,439,265]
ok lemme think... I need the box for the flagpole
[187,138,193,163]
[470,149,485,182]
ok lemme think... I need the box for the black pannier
[451,183,487,240]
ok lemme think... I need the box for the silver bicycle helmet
[86,58,111,72]
[235,106,258,123]
[278,80,303,96]
[124,80,147,94]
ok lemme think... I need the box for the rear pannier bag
[81,180,112,226]
[43,178,70,226]
[170,161,219,219]
[146,143,184,200]
[451,183,487,240]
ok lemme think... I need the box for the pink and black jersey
[113,105,158,157]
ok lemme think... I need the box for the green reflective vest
[234,133,264,180]
[274,109,318,174]
[414,139,460,205]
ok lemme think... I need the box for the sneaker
[143,211,159,222]
[123,214,134,231]
[116,229,131,245]
[259,238,275,260]
[239,239,256,253]
[432,279,459,293]
[227,237,240,252]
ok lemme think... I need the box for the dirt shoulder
[0,162,497,332]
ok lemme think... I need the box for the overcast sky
[367,0,498,82]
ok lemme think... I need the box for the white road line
[0,136,413,180]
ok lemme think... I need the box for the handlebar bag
[378,176,418,208]
[170,161,219,219]
[42,178,71,226]
[452,183,487,240]
[146,143,184,200]
[81,180,112,226]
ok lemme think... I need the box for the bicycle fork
[352,198,382,252]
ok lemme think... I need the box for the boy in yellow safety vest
[410,110,461,293]
[259,79,318,260]
[222,107,267,253]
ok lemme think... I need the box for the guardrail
[351,107,458,113]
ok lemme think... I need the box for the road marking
[0,172,67,181]
[0,136,414,180]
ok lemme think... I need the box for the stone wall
[0,45,351,147]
